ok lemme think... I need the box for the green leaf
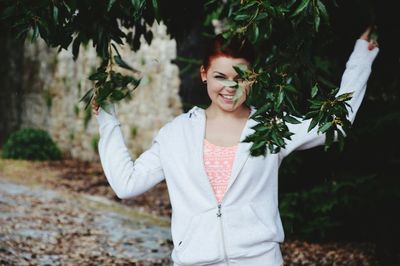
[72,35,81,61]
[304,110,320,119]
[111,43,122,58]
[152,0,161,22]
[370,30,379,42]
[277,90,285,107]
[237,1,259,12]
[283,115,302,124]
[250,104,270,118]
[317,0,329,21]
[233,86,244,101]
[89,72,107,81]
[31,25,39,42]
[64,2,72,13]
[284,85,297,93]
[114,55,135,71]
[251,24,260,42]
[311,83,318,98]
[53,6,59,24]
[111,44,139,72]
[256,12,269,21]
[107,0,116,11]
[111,90,125,101]
[271,132,280,145]
[232,64,248,76]
[252,140,267,150]
[216,79,237,87]
[314,14,320,32]
[131,0,141,9]
[319,121,332,133]
[287,0,297,8]
[291,0,310,17]
[308,117,319,132]
[336,92,353,102]
[79,87,94,103]
[234,14,251,21]
[324,129,334,151]
[79,88,95,110]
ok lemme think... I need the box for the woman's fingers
[359,26,379,50]
[360,27,371,41]
[368,39,379,50]
[92,97,99,115]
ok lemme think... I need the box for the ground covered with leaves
[0,158,379,265]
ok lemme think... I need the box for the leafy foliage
[2,128,62,161]
[0,0,370,157]
[305,86,353,151]
[0,0,156,112]
[203,0,360,156]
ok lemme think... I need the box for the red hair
[202,34,255,70]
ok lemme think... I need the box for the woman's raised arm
[95,103,165,199]
[280,28,379,158]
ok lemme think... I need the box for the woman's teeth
[221,94,234,100]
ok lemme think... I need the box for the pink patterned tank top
[203,139,238,203]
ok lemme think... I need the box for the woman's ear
[200,65,207,83]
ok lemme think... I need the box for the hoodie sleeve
[95,103,165,199]
[280,39,379,158]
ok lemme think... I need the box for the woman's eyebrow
[213,71,226,76]
[213,71,240,78]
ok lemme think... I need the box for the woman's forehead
[208,56,249,74]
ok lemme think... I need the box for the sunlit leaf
[311,84,318,98]
[216,79,238,87]
[291,0,310,17]
[319,121,332,133]
[233,86,244,101]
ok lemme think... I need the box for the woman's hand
[360,27,379,51]
[92,93,100,115]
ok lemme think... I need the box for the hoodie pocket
[173,209,224,265]
[224,203,276,258]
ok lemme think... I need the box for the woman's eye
[214,76,225,80]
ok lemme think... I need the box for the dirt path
[0,180,173,266]
[0,158,380,265]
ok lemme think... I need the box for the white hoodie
[95,39,378,266]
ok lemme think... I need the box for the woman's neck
[205,104,250,121]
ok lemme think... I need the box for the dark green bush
[279,174,375,240]
[279,103,400,244]
[1,128,62,161]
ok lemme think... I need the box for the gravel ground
[0,158,381,265]
[0,180,173,266]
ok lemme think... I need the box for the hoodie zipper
[217,203,230,266]
[199,110,231,265]
[196,106,246,266]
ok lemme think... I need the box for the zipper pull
[216,204,222,217]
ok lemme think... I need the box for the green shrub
[1,128,62,161]
[279,173,400,241]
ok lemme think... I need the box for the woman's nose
[223,87,236,94]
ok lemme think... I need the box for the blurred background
[0,0,399,265]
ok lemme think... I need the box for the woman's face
[200,56,251,113]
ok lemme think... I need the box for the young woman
[92,28,378,266]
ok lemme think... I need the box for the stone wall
[8,22,182,161]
